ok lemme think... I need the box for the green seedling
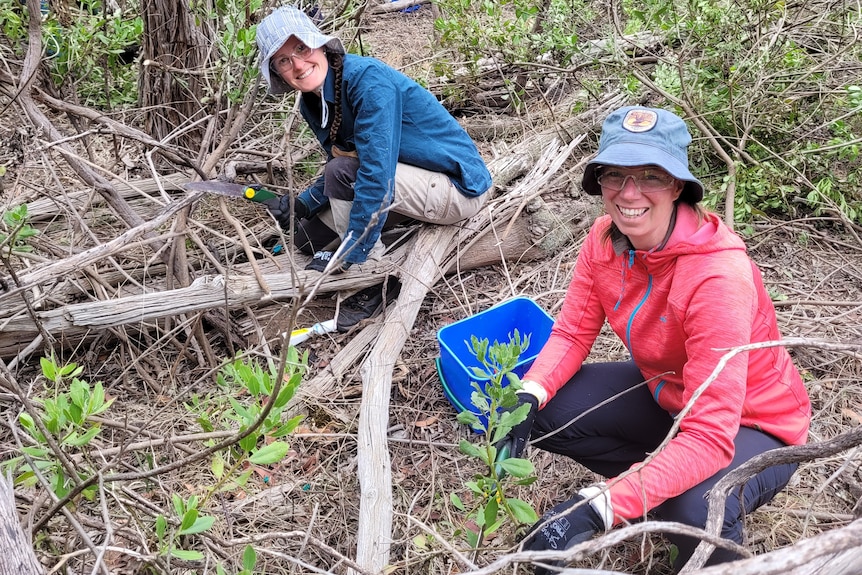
[451,330,539,551]
[1,204,39,254]
[4,356,112,499]
[154,494,216,561]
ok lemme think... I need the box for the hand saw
[183,180,279,202]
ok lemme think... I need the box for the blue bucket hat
[256,6,345,95]
[581,106,705,204]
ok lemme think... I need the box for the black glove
[494,392,538,461]
[521,494,605,574]
[262,195,309,230]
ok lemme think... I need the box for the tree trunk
[140,0,209,152]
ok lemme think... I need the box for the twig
[459,520,745,575]
[217,197,271,297]
[212,531,374,575]
[403,513,478,571]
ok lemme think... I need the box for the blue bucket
[436,297,554,431]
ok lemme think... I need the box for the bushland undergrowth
[0,0,860,573]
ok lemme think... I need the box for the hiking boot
[306,250,334,272]
[337,276,402,333]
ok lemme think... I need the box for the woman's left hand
[521,494,606,573]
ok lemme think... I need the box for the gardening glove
[262,195,309,230]
[494,391,539,462]
[521,485,613,574]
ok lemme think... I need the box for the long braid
[328,52,344,144]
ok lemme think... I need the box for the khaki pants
[328,161,489,261]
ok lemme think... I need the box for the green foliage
[8,0,265,110]
[183,349,306,497]
[451,331,538,549]
[154,494,216,560]
[40,3,143,108]
[213,545,257,575]
[617,0,862,223]
[192,0,264,104]
[216,350,306,456]
[431,0,860,223]
[159,350,306,562]
[1,204,39,254]
[432,0,591,83]
[2,356,112,499]
[0,0,25,45]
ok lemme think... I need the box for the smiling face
[599,165,684,250]
[272,36,328,93]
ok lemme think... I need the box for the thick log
[354,224,457,572]
[0,187,586,360]
[16,173,189,222]
[0,475,44,574]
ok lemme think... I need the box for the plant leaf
[178,514,215,535]
[155,515,167,540]
[64,426,100,447]
[169,548,204,560]
[458,439,481,458]
[242,545,257,571]
[179,508,198,532]
[450,492,465,511]
[497,457,534,478]
[506,498,539,524]
[249,440,289,465]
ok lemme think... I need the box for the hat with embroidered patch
[581,106,705,204]
[256,6,345,95]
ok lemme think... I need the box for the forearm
[299,176,329,216]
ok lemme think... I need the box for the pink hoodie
[524,204,811,523]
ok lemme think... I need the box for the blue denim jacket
[296,54,492,264]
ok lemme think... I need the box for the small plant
[154,494,217,561]
[3,356,113,499]
[160,350,306,561]
[450,331,538,550]
[1,204,39,255]
[182,349,306,495]
[215,545,258,575]
[216,350,305,463]
[40,4,143,108]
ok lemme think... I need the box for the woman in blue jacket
[255,7,492,329]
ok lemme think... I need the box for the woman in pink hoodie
[497,106,811,572]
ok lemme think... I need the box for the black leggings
[530,361,798,570]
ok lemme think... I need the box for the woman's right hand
[263,196,309,230]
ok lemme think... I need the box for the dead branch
[682,427,862,572]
